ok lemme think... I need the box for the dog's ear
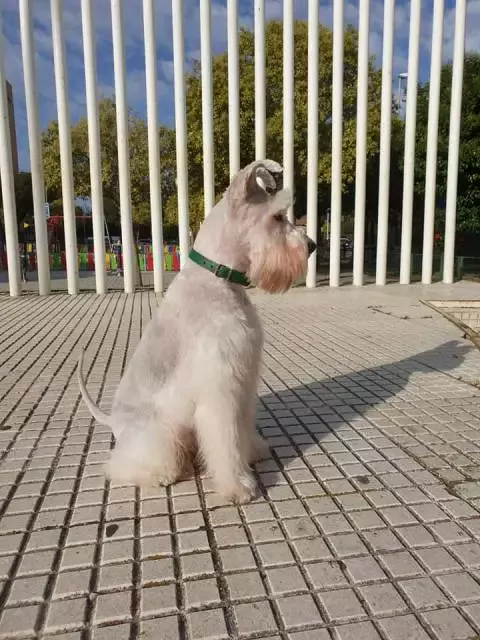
[230,159,283,201]
[246,164,278,197]
[247,160,285,199]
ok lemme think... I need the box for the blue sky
[3,0,480,172]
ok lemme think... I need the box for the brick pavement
[1,282,480,639]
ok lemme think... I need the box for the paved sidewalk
[1,282,480,639]
[0,270,178,293]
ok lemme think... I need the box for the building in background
[6,80,19,174]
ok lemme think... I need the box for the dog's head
[226,159,316,293]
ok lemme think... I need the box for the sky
[2,0,480,172]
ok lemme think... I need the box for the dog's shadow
[248,339,476,500]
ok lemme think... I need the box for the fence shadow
[252,339,474,494]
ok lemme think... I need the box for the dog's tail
[77,350,112,427]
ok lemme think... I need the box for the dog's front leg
[195,398,257,504]
[241,390,270,465]
[248,430,270,464]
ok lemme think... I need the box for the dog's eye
[273,213,283,222]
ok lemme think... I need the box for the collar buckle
[214,263,233,281]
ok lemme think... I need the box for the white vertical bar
[306,0,318,289]
[200,0,215,216]
[422,0,444,284]
[0,7,21,296]
[329,0,343,288]
[399,0,421,284]
[283,0,294,222]
[111,0,136,293]
[375,0,395,286]
[19,0,50,295]
[353,0,370,286]
[81,0,107,295]
[143,0,164,293]
[443,0,466,284]
[254,0,266,160]
[172,0,190,268]
[227,0,240,178]
[51,0,78,295]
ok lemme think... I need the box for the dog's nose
[307,237,317,256]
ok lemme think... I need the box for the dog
[78,159,316,503]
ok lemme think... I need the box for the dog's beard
[249,240,307,293]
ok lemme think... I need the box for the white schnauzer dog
[78,159,316,503]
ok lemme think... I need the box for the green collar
[189,248,251,287]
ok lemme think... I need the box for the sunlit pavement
[1,282,480,639]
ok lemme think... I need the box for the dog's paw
[222,473,257,504]
[154,471,180,487]
[106,458,180,488]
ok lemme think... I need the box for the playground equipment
[0,242,181,273]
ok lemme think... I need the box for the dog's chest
[211,295,263,360]
[230,298,264,361]
[244,300,263,349]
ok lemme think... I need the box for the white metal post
[443,0,466,284]
[19,0,50,295]
[375,0,395,286]
[227,0,240,179]
[172,0,190,268]
[283,0,294,223]
[422,0,444,284]
[399,0,421,284]
[81,0,107,295]
[0,7,21,296]
[353,0,370,287]
[254,0,266,160]
[306,0,319,289]
[143,0,164,293]
[111,0,136,293]
[329,0,343,288]
[51,0,78,295]
[200,0,215,216]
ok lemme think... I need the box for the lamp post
[397,72,408,117]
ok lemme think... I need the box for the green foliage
[39,21,385,235]
[13,172,34,222]
[415,53,480,234]
[163,192,178,227]
[42,121,62,202]
[184,20,383,217]
[41,98,177,227]
[48,19,480,247]
[0,171,34,225]
[103,196,119,224]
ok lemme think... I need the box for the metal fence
[0,0,469,296]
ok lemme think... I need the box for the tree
[42,99,120,206]
[184,20,383,227]
[13,172,35,222]
[415,53,480,236]
[0,171,34,224]
[39,21,388,238]
[41,98,177,229]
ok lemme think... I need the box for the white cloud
[444,0,480,60]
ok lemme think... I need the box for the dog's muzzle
[307,237,317,256]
